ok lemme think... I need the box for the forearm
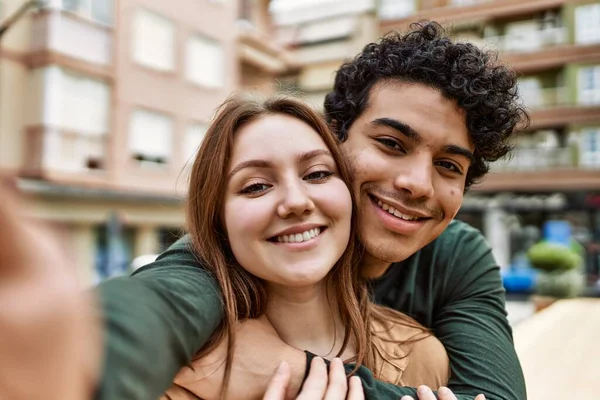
[95,265,223,400]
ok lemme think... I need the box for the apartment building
[269,0,378,108]
[381,0,600,274]
[0,0,238,282]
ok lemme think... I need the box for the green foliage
[535,269,584,298]
[527,241,582,272]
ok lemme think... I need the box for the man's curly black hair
[324,21,529,189]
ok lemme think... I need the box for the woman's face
[224,114,352,288]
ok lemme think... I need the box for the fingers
[263,361,291,400]
[296,357,328,400]
[474,395,486,400]
[400,396,415,400]
[437,386,458,400]
[347,376,364,400]
[416,386,437,400]
[323,358,347,400]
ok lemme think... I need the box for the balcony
[474,169,600,192]
[492,147,578,172]
[485,27,565,53]
[379,0,568,33]
[23,125,109,182]
[474,141,600,191]
[28,8,113,78]
[521,87,567,109]
[237,21,294,75]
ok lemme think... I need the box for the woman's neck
[265,282,355,360]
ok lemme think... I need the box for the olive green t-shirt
[96,220,526,400]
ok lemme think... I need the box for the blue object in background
[543,220,572,246]
[502,251,537,293]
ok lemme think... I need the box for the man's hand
[400,385,486,400]
[174,315,307,400]
[0,179,101,399]
[263,358,364,400]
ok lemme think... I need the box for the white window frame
[131,9,175,72]
[378,0,415,20]
[575,3,600,45]
[48,0,114,25]
[185,34,224,88]
[578,65,600,105]
[128,109,174,166]
[580,127,600,168]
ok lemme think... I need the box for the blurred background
[0,0,599,294]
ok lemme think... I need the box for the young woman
[160,95,450,400]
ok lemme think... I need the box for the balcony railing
[25,127,108,174]
[520,87,568,109]
[485,27,566,53]
[492,147,587,172]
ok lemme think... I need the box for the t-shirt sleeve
[432,224,526,400]
[95,235,223,400]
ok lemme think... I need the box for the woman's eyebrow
[297,149,332,163]
[228,159,272,180]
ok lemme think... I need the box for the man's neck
[360,252,393,279]
[265,282,353,360]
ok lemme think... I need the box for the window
[578,65,600,105]
[59,0,113,25]
[132,9,175,71]
[55,69,110,135]
[575,4,600,45]
[184,123,208,162]
[128,109,173,166]
[378,0,415,20]
[581,128,600,168]
[518,78,542,108]
[185,34,224,88]
[32,66,110,171]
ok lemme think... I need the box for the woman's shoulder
[370,310,450,388]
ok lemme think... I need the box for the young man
[97,22,528,399]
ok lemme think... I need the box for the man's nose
[392,155,435,199]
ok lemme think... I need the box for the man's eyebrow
[297,149,332,164]
[372,118,474,163]
[228,159,272,179]
[444,145,474,163]
[370,118,421,142]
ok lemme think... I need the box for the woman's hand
[400,385,486,400]
[0,178,101,399]
[263,357,364,400]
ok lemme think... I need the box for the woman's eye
[240,183,271,194]
[377,138,404,152]
[304,170,333,181]
[436,161,462,174]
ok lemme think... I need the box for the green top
[95,220,526,400]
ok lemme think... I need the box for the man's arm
[430,225,526,400]
[95,236,223,400]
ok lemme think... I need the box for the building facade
[0,0,239,282]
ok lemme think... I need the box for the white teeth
[276,227,321,243]
[375,198,420,221]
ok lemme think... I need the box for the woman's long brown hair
[186,94,422,397]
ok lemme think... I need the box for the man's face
[341,81,473,276]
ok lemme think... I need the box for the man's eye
[436,161,462,174]
[240,183,270,194]
[304,170,333,181]
[376,138,404,152]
